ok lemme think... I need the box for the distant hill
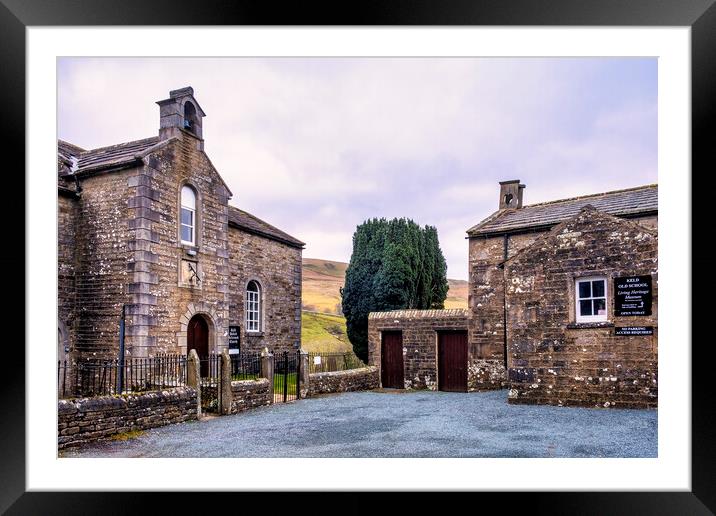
[301,257,468,315]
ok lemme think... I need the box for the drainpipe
[502,235,509,370]
[118,304,126,393]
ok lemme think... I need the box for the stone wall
[229,378,272,413]
[367,309,503,391]
[72,169,136,360]
[308,366,379,396]
[467,214,657,381]
[58,192,78,359]
[228,229,302,353]
[58,386,198,449]
[504,207,658,408]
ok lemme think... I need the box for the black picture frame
[2,0,711,513]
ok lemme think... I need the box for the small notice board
[614,275,652,316]
[228,325,240,354]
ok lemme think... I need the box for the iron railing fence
[230,352,262,381]
[57,354,188,399]
[199,353,221,388]
[307,351,365,374]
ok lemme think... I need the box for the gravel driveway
[60,390,657,458]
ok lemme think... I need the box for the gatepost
[260,347,274,403]
[220,349,232,415]
[299,349,309,398]
[187,349,201,418]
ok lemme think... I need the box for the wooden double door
[438,330,468,392]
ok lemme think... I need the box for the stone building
[57,87,304,366]
[369,180,658,408]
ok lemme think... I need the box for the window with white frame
[246,281,261,332]
[180,185,196,245]
[575,276,608,323]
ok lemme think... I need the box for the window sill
[246,331,265,337]
[567,322,614,330]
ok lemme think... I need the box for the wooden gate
[381,331,404,389]
[438,330,468,392]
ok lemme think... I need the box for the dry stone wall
[58,386,198,449]
[308,366,379,396]
[229,378,272,413]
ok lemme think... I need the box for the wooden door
[381,331,404,389]
[438,331,468,392]
[187,315,209,377]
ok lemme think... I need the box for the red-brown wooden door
[187,315,209,377]
[381,331,404,389]
[438,331,468,392]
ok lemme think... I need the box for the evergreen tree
[341,217,449,362]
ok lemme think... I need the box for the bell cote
[157,86,206,145]
[498,179,526,210]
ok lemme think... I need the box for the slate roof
[467,184,658,237]
[58,137,162,177]
[228,205,305,248]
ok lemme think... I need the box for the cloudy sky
[58,58,657,280]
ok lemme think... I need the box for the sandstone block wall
[72,169,136,360]
[307,366,379,396]
[141,136,231,357]
[58,386,198,449]
[228,230,302,353]
[58,192,78,357]
[504,208,658,408]
[229,378,272,413]
[367,309,503,391]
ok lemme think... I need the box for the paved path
[60,390,657,458]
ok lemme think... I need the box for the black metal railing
[307,352,365,374]
[230,352,262,381]
[199,353,221,412]
[57,354,188,399]
[273,350,300,403]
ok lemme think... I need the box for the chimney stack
[499,180,526,210]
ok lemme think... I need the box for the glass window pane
[181,225,192,243]
[593,298,606,316]
[181,208,193,226]
[579,300,592,316]
[592,280,605,298]
[181,186,196,209]
[578,281,591,299]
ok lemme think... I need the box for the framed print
[3,0,713,513]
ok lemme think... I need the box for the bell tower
[156,86,206,147]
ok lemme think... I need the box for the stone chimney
[499,179,526,210]
[156,86,206,148]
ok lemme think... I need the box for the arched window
[180,185,197,245]
[246,281,262,332]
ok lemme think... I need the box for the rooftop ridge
[521,183,657,209]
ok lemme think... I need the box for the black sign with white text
[228,325,240,354]
[615,326,654,336]
[614,275,652,316]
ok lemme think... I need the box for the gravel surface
[60,390,657,458]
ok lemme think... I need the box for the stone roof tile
[467,184,657,236]
[228,205,305,248]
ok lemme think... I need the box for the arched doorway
[187,314,209,377]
